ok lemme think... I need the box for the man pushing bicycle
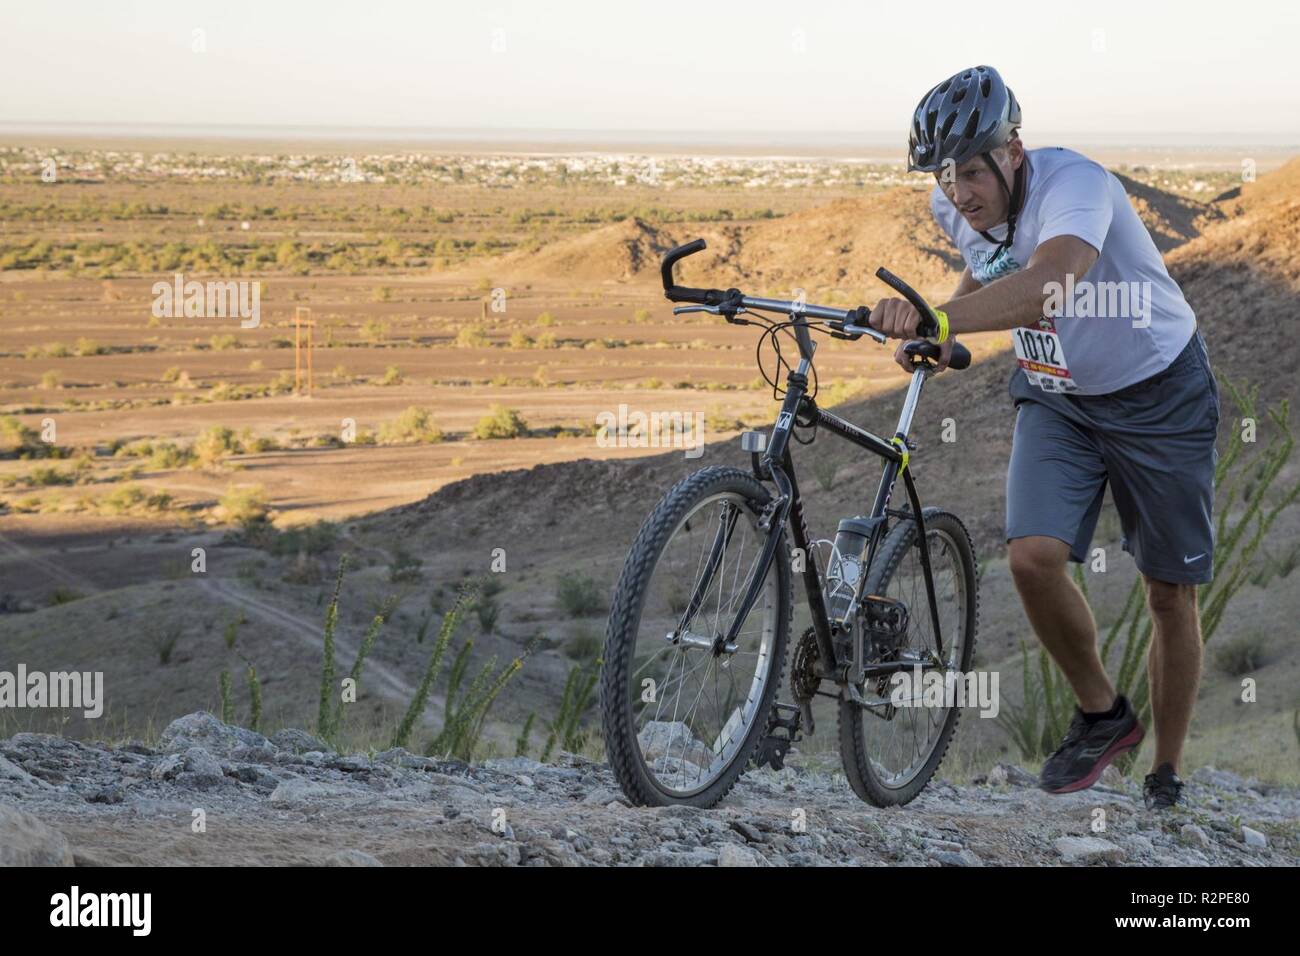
[868,65,1220,810]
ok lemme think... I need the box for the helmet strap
[977,151,1025,256]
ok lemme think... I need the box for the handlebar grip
[948,341,972,370]
[665,285,728,305]
[875,266,940,339]
[662,238,708,293]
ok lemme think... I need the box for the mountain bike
[599,238,980,808]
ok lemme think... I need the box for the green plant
[456,325,490,348]
[515,713,536,758]
[811,453,839,492]
[222,614,244,650]
[270,520,337,557]
[316,555,396,743]
[541,661,600,762]
[472,404,528,439]
[154,624,181,665]
[219,670,234,724]
[194,425,242,467]
[246,664,263,733]
[377,406,443,444]
[391,583,475,750]
[564,626,602,662]
[47,587,82,606]
[556,571,605,617]
[317,556,346,737]
[427,649,522,761]
[1213,632,1266,677]
[379,365,403,386]
[475,595,500,634]
[389,548,424,583]
[219,484,270,531]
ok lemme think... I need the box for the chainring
[790,626,821,704]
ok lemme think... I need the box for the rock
[86,785,125,805]
[231,743,278,764]
[269,777,346,805]
[1101,765,1126,787]
[1179,824,1212,848]
[988,763,1037,787]
[175,747,225,790]
[638,721,711,766]
[1126,835,1155,855]
[1191,766,1244,790]
[0,805,73,866]
[373,748,440,771]
[158,712,270,757]
[730,820,766,844]
[327,755,371,773]
[931,849,983,866]
[270,728,332,754]
[325,849,383,866]
[922,837,964,853]
[228,765,283,789]
[1241,826,1268,848]
[484,756,545,774]
[0,754,49,789]
[718,843,762,867]
[1054,836,1124,864]
[151,753,186,781]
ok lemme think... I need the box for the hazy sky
[3,0,1298,139]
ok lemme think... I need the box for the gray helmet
[908,65,1021,172]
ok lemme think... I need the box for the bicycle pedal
[754,702,803,771]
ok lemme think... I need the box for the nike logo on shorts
[1183,552,1206,564]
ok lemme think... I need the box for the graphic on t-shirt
[970,246,1022,284]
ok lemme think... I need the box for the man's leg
[1008,535,1115,713]
[1143,577,1202,774]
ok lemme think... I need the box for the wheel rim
[626,491,780,797]
[859,526,968,790]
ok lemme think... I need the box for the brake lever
[673,304,753,325]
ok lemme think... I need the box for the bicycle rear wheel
[838,508,978,806]
[600,465,792,807]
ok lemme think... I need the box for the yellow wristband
[931,308,950,344]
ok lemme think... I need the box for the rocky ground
[1,713,1296,867]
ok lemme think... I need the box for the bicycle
[598,238,980,808]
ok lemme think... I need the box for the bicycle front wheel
[600,465,792,807]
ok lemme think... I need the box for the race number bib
[1012,318,1078,393]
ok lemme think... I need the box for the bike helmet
[907,65,1021,173]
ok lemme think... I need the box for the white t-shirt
[930,147,1196,395]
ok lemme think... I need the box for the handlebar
[660,238,971,371]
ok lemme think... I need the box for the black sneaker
[1143,762,1184,810]
[1038,695,1145,794]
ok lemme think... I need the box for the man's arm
[871,235,1100,339]
[939,235,1099,334]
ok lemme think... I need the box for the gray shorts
[1006,328,1220,584]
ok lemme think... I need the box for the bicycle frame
[662,240,965,701]
[761,348,947,695]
